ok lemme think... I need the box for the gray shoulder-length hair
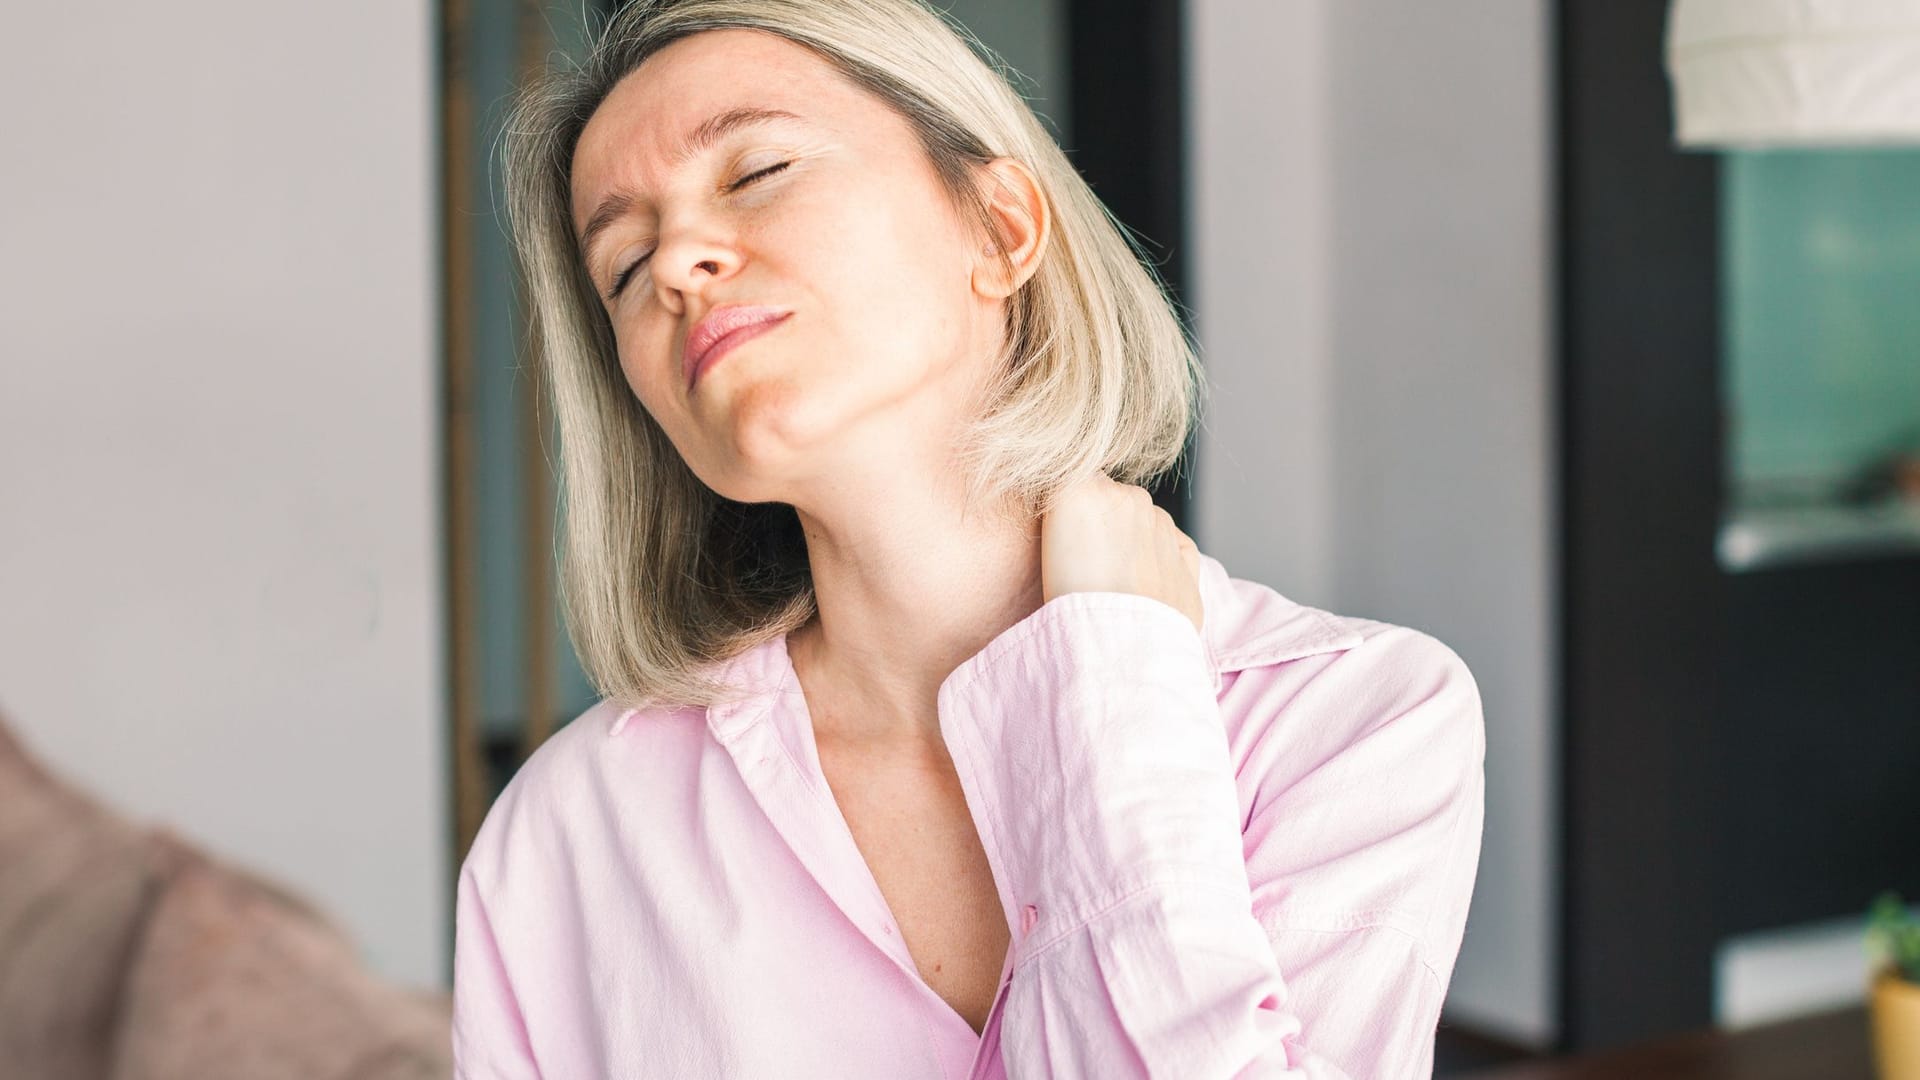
[499,0,1205,711]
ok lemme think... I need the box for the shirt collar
[1193,551,1362,674]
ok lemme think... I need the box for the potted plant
[1869,891,1920,1080]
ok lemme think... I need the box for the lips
[684,305,792,390]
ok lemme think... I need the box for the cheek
[616,339,693,449]
[799,162,957,267]
[617,341,665,411]
[611,300,691,401]
[802,189,971,353]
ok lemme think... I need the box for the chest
[816,741,1012,1035]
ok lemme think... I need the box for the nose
[650,225,740,307]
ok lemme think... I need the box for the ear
[969,157,1050,300]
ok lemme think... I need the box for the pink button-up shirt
[452,551,1486,1078]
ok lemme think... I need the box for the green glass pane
[1721,149,1920,504]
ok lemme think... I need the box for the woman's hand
[1039,471,1204,635]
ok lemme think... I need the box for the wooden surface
[1455,1006,1874,1079]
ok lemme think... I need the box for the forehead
[570,29,854,218]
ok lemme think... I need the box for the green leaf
[1866,891,1920,983]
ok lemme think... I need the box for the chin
[725,367,861,453]
[695,421,833,509]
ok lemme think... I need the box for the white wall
[1190,0,1558,1046]
[0,2,447,988]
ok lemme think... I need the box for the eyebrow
[577,106,806,267]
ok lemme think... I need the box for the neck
[785,483,1043,755]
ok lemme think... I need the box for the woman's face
[571,28,1011,505]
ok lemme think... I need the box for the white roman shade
[1666,0,1920,147]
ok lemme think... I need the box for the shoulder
[1203,563,1485,800]
[1303,614,1484,742]
[458,697,707,894]
[1212,570,1487,961]
[1205,553,1479,699]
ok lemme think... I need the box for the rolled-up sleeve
[936,592,1485,1079]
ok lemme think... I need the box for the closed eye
[605,160,793,301]
[728,159,791,192]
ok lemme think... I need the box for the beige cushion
[0,711,170,1080]
[0,712,453,1080]
[108,835,453,1080]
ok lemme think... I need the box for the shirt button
[1020,904,1039,938]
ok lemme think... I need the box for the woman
[452,1,1485,1077]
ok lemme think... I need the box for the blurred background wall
[0,2,448,988]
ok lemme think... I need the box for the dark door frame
[1065,0,1192,524]
[1557,0,1728,1049]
